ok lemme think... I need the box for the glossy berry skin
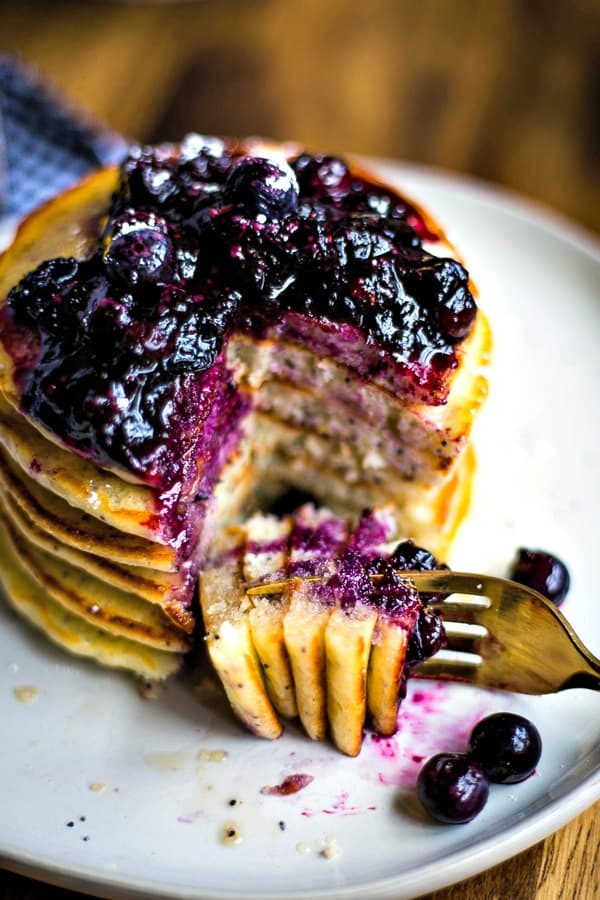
[405,258,477,340]
[468,712,542,784]
[103,211,175,287]
[292,153,352,201]
[509,548,570,607]
[417,753,489,824]
[389,539,448,665]
[223,156,299,218]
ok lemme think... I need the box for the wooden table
[1,2,598,898]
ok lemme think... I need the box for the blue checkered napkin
[0,55,129,220]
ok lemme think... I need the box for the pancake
[0,135,489,703]
[282,506,350,741]
[1,511,189,651]
[253,416,477,560]
[0,522,181,680]
[201,505,443,755]
[244,513,297,719]
[0,484,190,608]
[0,392,165,543]
[324,509,396,757]
[201,526,283,739]
[0,444,177,570]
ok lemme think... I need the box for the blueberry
[119,147,178,209]
[103,212,175,287]
[223,156,298,218]
[8,257,87,334]
[468,712,542,783]
[406,607,447,666]
[509,548,570,607]
[336,214,396,263]
[179,133,225,163]
[87,297,133,340]
[364,558,421,617]
[406,258,476,341]
[389,539,447,663]
[417,753,489,824]
[390,539,444,576]
[293,153,352,201]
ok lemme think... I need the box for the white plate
[1,163,599,900]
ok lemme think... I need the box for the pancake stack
[0,137,490,729]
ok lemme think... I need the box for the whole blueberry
[406,258,477,340]
[389,539,443,573]
[119,148,178,209]
[293,153,352,201]
[406,607,447,667]
[417,753,489,824]
[103,212,175,287]
[435,282,477,340]
[468,713,542,784]
[509,548,570,606]
[223,156,298,218]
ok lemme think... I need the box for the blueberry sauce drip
[366,557,422,618]
[1,136,477,489]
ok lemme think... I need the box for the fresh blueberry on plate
[417,753,489,823]
[509,548,570,606]
[468,712,542,784]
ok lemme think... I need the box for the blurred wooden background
[1,1,599,898]
[2,0,599,232]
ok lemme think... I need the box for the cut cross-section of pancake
[243,513,297,719]
[201,504,447,755]
[324,509,396,757]
[282,505,349,741]
[0,134,489,686]
[200,527,283,739]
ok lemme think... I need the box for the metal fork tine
[426,601,488,626]
[442,623,488,658]
[416,650,483,682]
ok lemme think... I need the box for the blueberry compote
[0,135,477,498]
[390,540,448,666]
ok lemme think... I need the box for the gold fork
[246,570,600,694]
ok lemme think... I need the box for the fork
[403,571,600,693]
[246,571,600,694]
